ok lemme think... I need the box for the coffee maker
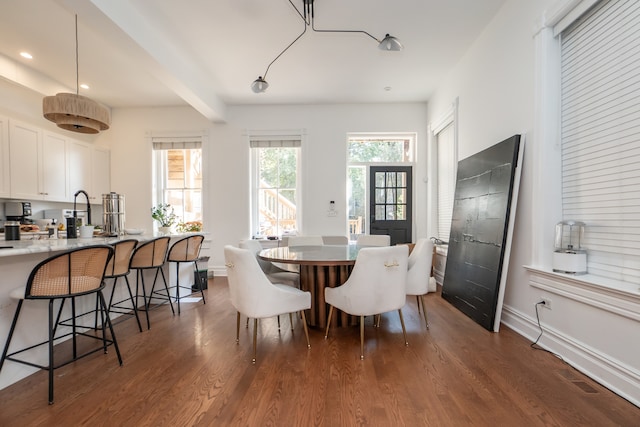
[5,201,33,224]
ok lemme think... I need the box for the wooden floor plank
[0,276,638,426]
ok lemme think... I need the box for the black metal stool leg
[48,299,55,404]
[98,291,123,365]
[159,267,174,314]
[0,300,23,372]
[124,276,143,332]
[175,262,181,315]
[138,269,151,330]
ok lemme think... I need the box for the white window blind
[249,139,301,148]
[436,123,456,241]
[152,136,202,150]
[561,0,640,284]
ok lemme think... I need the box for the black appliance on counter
[5,201,34,224]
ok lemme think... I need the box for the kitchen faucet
[73,190,92,225]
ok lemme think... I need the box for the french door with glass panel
[369,166,412,245]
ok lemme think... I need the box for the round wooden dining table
[258,244,363,328]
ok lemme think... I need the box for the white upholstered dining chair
[287,235,324,247]
[356,234,391,246]
[322,235,349,245]
[224,245,311,363]
[406,238,435,329]
[324,245,409,359]
[238,239,299,287]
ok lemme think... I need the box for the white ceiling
[0,0,506,123]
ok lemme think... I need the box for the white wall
[105,103,428,274]
[427,0,639,406]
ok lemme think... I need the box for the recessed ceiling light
[20,52,33,59]
[80,84,90,90]
[384,86,392,91]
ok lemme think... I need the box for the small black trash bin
[193,256,210,291]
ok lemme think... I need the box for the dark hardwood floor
[0,277,638,426]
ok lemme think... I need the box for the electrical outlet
[539,297,552,309]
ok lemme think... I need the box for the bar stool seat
[129,236,172,329]
[162,234,206,315]
[0,245,121,404]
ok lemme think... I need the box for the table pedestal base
[300,264,357,328]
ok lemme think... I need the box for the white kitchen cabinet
[91,146,110,202]
[8,120,40,200]
[8,120,68,201]
[68,139,92,201]
[41,132,68,201]
[0,115,9,198]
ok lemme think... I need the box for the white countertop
[0,233,205,258]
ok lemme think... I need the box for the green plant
[151,203,178,227]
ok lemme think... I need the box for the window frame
[529,0,640,300]
[149,130,207,231]
[249,132,303,238]
[347,132,417,237]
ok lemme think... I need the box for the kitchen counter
[0,232,207,258]
[0,234,148,257]
[0,231,208,391]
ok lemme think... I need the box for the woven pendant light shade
[43,92,110,134]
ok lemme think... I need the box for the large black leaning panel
[441,135,521,331]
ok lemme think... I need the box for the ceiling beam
[84,0,227,122]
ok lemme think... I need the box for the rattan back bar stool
[0,245,121,404]
[104,239,142,332]
[163,234,206,315]
[129,236,172,329]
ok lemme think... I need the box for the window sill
[524,266,640,321]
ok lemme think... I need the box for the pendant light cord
[75,14,79,95]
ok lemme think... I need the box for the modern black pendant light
[251,0,403,93]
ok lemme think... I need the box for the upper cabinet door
[92,146,110,202]
[41,132,68,202]
[68,139,92,201]
[9,120,41,200]
[0,116,9,198]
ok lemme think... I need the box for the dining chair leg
[246,317,249,328]
[252,318,258,364]
[236,312,241,343]
[324,305,334,339]
[360,315,365,360]
[277,315,281,330]
[375,314,381,328]
[288,312,294,331]
[300,311,311,349]
[420,294,429,329]
[398,309,408,346]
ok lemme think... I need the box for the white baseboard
[501,305,640,408]
[211,266,228,277]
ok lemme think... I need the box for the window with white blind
[152,135,203,226]
[561,0,640,284]
[436,123,456,242]
[249,135,301,237]
[430,100,458,243]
